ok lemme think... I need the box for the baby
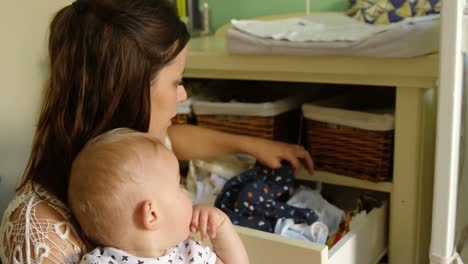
[69,128,249,264]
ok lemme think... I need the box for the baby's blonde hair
[69,128,164,246]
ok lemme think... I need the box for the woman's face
[148,46,188,140]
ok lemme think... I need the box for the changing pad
[230,13,411,42]
[227,13,439,58]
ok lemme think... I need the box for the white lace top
[0,182,83,264]
[0,136,173,264]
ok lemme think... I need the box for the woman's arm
[168,125,314,175]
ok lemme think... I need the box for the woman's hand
[243,137,314,176]
[191,205,229,241]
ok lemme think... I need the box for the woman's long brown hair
[19,0,189,203]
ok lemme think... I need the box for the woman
[0,0,314,263]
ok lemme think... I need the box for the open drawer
[234,200,388,264]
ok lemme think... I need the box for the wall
[0,1,72,215]
[210,0,347,30]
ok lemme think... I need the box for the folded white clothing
[274,218,328,244]
[186,154,255,199]
[191,173,227,206]
[189,154,256,180]
[287,186,345,235]
[231,13,439,43]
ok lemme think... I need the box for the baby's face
[149,147,193,247]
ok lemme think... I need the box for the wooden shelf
[296,169,393,193]
[185,19,439,88]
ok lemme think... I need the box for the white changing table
[184,15,439,264]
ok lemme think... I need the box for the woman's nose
[177,84,187,103]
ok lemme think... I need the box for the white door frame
[430,0,465,263]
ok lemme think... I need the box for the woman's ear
[140,200,160,230]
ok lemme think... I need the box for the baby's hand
[190,205,229,241]
[191,205,249,264]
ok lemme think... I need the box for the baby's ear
[140,200,160,230]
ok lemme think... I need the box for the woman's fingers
[276,145,314,175]
[302,149,315,174]
[266,159,282,169]
[289,159,301,176]
[290,146,314,174]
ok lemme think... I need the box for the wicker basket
[193,95,307,142]
[172,114,191,125]
[196,110,300,141]
[302,102,394,182]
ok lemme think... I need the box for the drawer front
[234,202,388,264]
[235,226,327,264]
[329,202,388,264]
